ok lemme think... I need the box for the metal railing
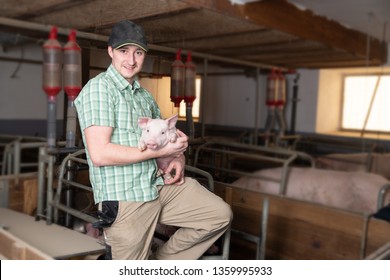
[0,134,47,176]
[193,138,315,195]
[365,241,390,260]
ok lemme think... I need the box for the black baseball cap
[108,20,148,52]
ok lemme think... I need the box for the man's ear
[108,46,114,58]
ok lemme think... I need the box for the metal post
[46,97,57,148]
[290,73,300,134]
[200,58,208,138]
[254,68,260,145]
[45,153,55,224]
[13,139,21,183]
[36,146,47,220]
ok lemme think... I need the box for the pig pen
[314,152,390,180]
[214,182,390,259]
[292,134,390,178]
[192,139,390,259]
[294,134,384,158]
[232,166,390,213]
[192,138,315,184]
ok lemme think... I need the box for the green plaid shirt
[75,64,164,203]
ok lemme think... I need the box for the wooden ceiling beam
[209,39,324,55]
[291,59,382,69]
[13,0,97,20]
[181,0,388,64]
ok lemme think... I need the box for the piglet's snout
[146,141,158,150]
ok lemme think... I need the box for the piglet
[138,114,183,183]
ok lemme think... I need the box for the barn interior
[1,0,390,260]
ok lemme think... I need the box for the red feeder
[266,68,278,107]
[170,49,185,107]
[42,26,62,101]
[184,51,196,107]
[276,69,286,108]
[63,29,82,100]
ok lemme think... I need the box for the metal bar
[0,134,46,142]
[290,73,299,134]
[36,147,47,219]
[0,136,47,178]
[377,183,390,210]
[18,142,46,148]
[60,179,92,192]
[1,144,9,175]
[228,197,269,260]
[185,165,214,192]
[196,163,279,183]
[254,67,260,145]
[193,140,314,172]
[0,179,9,208]
[45,154,55,223]
[53,149,87,223]
[365,241,390,260]
[259,197,269,260]
[197,139,314,158]
[360,213,371,259]
[197,147,289,164]
[279,154,297,195]
[13,139,21,183]
[193,139,316,197]
[200,58,208,138]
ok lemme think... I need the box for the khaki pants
[103,177,232,260]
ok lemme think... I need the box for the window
[342,74,390,133]
[179,77,201,119]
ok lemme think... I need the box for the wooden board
[214,182,390,260]
[22,177,38,215]
[0,207,105,259]
[0,228,52,260]
[7,175,38,215]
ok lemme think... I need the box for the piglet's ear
[138,117,151,129]
[166,114,178,129]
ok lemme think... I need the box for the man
[75,20,232,260]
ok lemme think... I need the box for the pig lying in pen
[138,114,184,184]
[232,167,390,213]
[315,152,390,180]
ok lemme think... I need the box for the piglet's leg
[138,141,147,151]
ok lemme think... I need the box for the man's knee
[211,199,233,230]
[221,202,233,227]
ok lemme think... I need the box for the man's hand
[163,154,186,185]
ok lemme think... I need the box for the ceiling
[0,0,388,70]
[289,0,390,44]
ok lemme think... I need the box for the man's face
[108,45,146,83]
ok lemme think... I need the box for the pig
[315,152,390,180]
[232,166,390,214]
[138,114,184,183]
